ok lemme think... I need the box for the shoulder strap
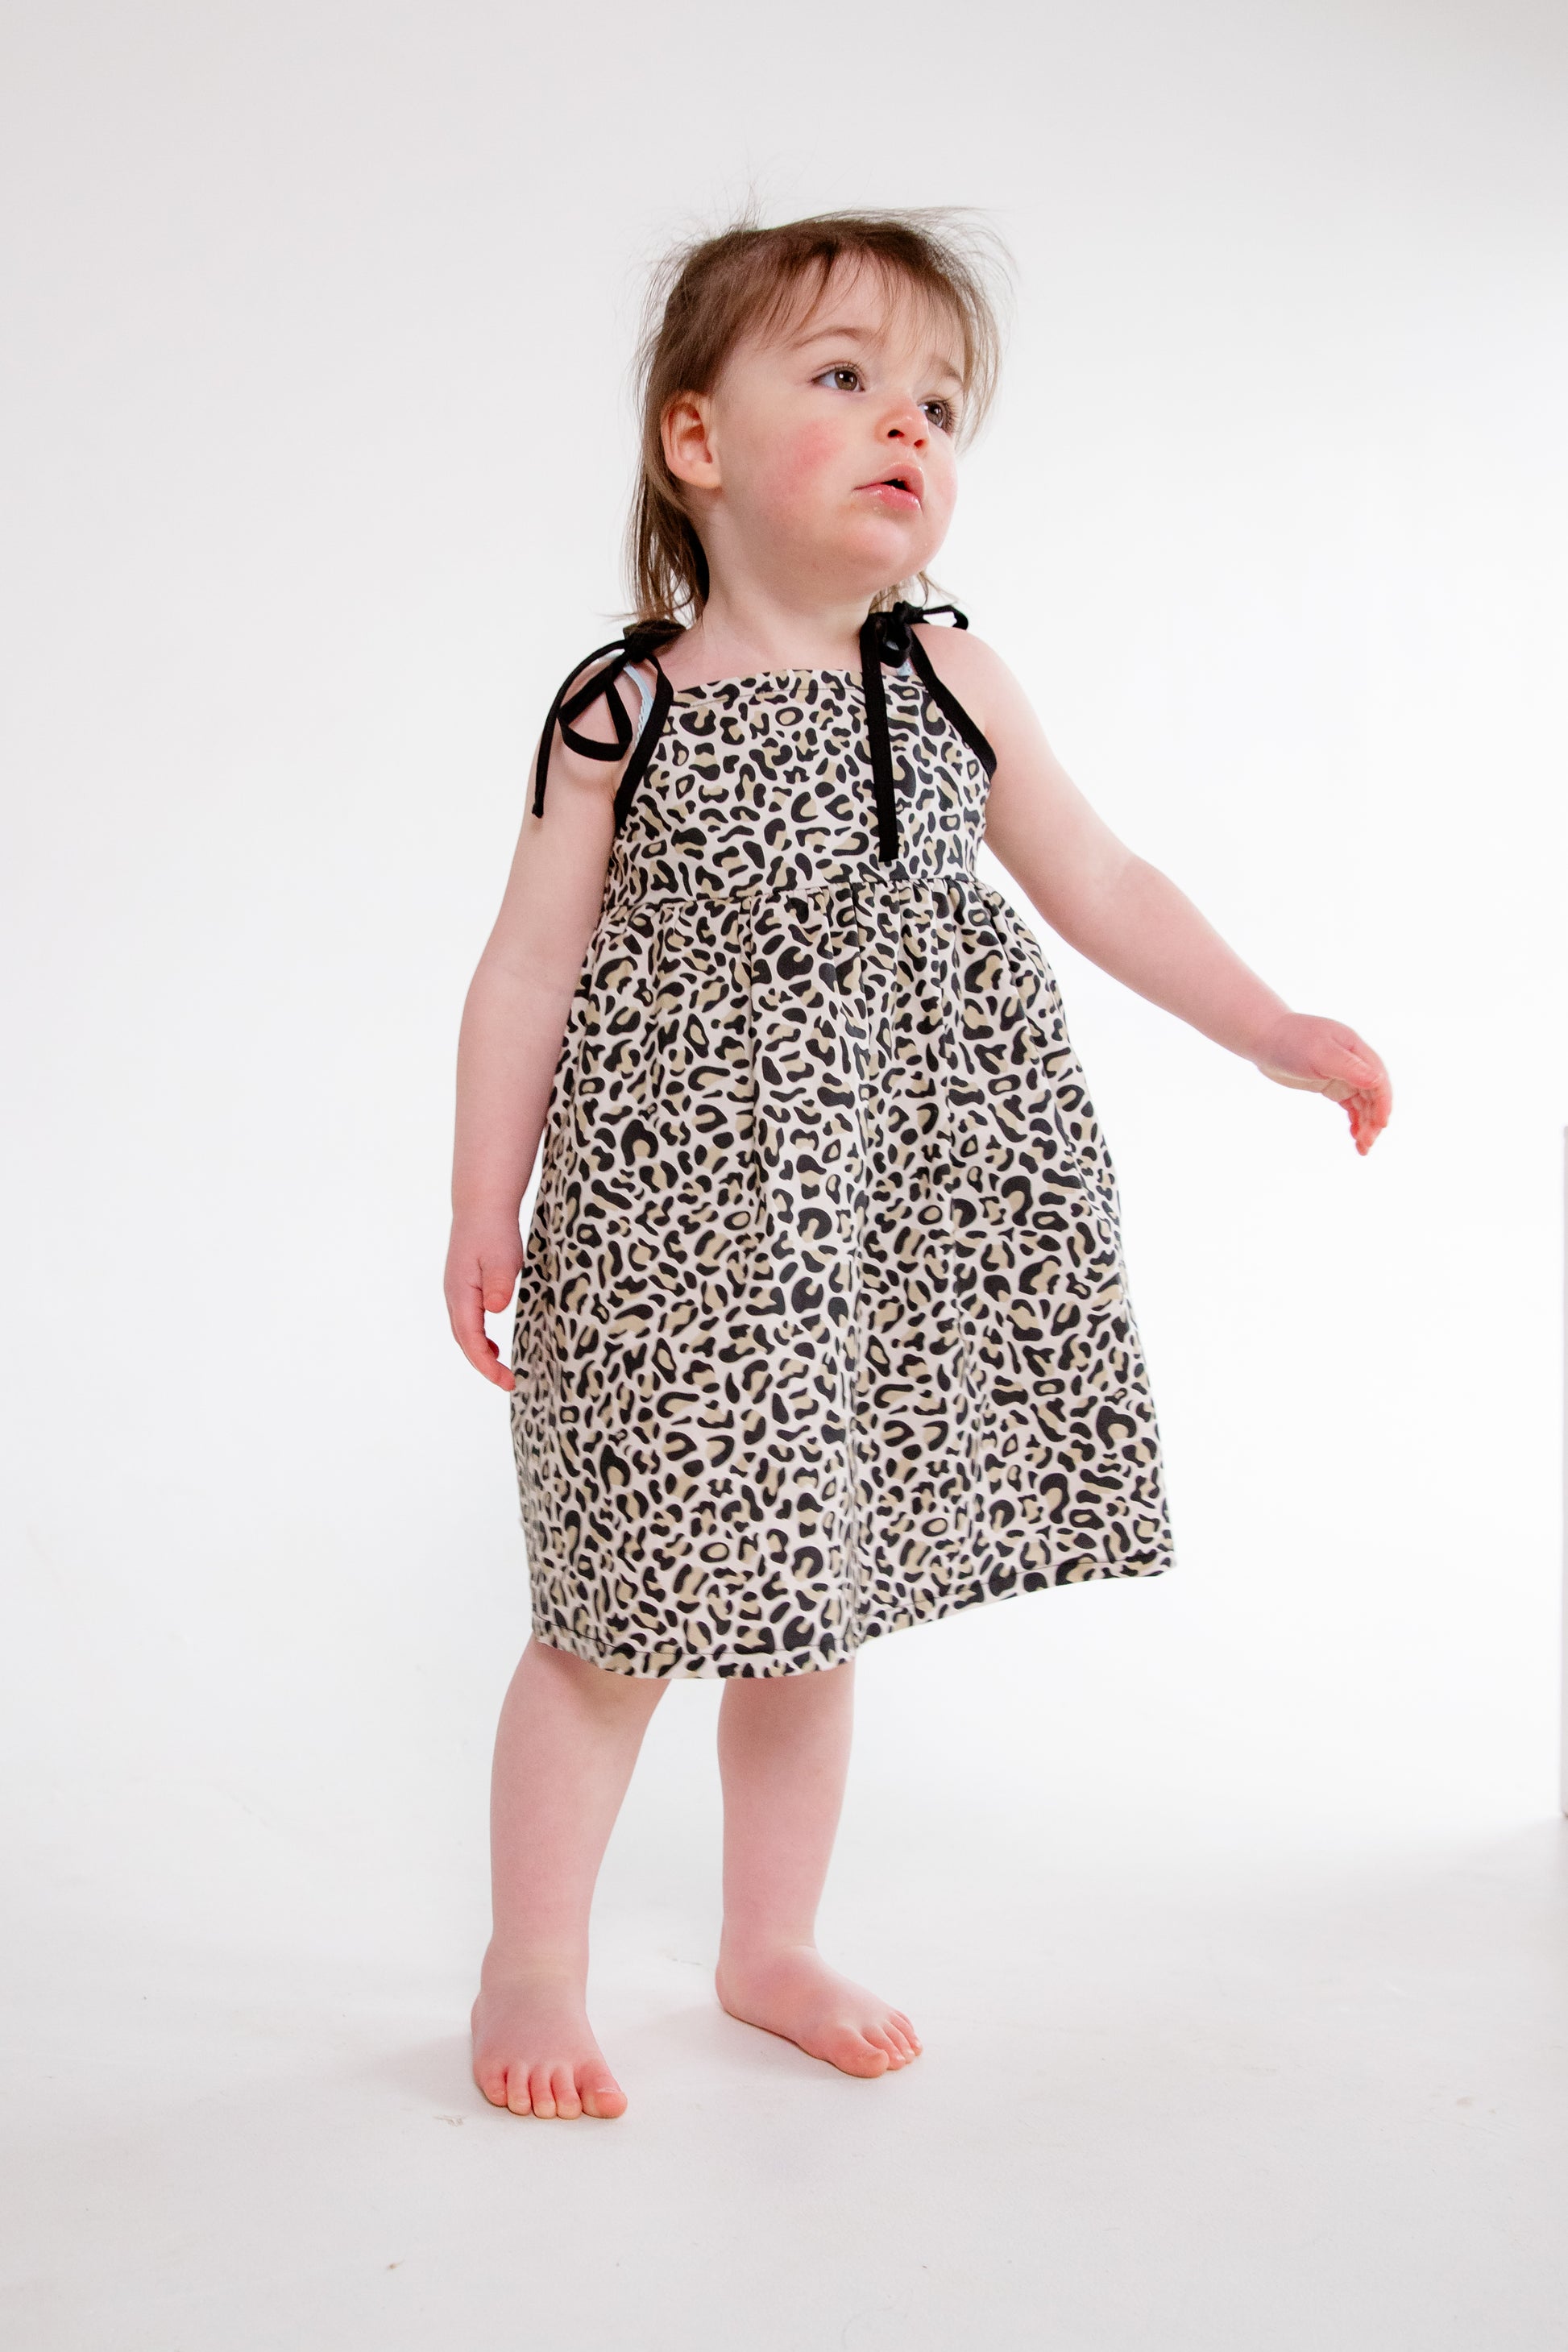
[531,622,680,824]
[857,600,998,862]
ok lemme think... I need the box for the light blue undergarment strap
[624,660,655,740]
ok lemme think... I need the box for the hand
[1249,1013,1392,1155]
[445,1218,525,1389]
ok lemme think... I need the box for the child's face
[666,260,964,608]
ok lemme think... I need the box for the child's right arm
[444,671,638,1391]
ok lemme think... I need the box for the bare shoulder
[909,620,1091,869]
[907,621,1037,745]
[525,633,657,799]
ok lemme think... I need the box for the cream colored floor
[6,1609,1567,2352]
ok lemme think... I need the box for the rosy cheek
[765,421,845,505]
[925,457,959,520]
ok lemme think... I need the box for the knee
[525,1637,666,1717]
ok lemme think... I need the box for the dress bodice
[529,599,999,922]
[598,664,992,919]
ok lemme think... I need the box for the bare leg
[713,1657,921,2078]
[471,1637,666,2118]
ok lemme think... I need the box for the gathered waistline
[598,868,1003,919]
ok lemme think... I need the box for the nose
[881,395,928,446]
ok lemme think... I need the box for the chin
[823,526,944,600]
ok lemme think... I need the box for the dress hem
[527,1552,1173,1681]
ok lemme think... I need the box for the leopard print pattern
[510,658,1172,1677]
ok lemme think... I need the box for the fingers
[1323,1030,1392,1154]
[1296,1023,1394,1154]
[1257,1015,1392,1153]
[444,1250,521,1388]
[451,1300,516,1389]
[1340,1071,1393,1155]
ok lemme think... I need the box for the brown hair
[627,209,1010,627]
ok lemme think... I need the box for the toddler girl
[445,211,1391,2120]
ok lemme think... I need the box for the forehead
[753,254,965,369]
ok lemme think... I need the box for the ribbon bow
[530,600,981,864]
[530,619,682,826]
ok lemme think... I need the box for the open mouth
[859,469,923,509]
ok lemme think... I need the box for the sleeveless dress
[509,603,1173,1678]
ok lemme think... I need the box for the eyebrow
[791,321,964,385]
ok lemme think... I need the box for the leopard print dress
[509,612,1172,1678]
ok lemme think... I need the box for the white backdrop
[2,6,1566,2333]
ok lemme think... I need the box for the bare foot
[471,1961,627,2118]
[715,1943,922,2078]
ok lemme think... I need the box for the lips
[857,462,924,511]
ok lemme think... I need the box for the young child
[445,211,1392,2122]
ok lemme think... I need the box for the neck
[657,574,881,689]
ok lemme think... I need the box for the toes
[550,2064,583,2120]
[869,2026,909,2068]
[489,2060,618,2120]
[826,2027,890,2078]
[475,2068,509,2107]
[579,2068,628,2120]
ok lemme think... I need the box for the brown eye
[923,399,955,432]
[815,366,862,392]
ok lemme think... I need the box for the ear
[662,392,720,493]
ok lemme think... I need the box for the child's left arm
[933,629,1392,1155]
